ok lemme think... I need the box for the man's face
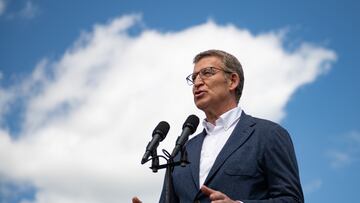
[192,56,232,112]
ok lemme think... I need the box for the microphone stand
[145,146,190,203]
[164,158,174,203]
[151,150,159,173]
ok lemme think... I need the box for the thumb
[132,197,142,203]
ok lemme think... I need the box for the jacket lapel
[188,129,206,190]
[203,112,256,186]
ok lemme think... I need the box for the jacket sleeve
[242,125,304,203]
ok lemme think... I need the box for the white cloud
[303,179,323,195]
[328,150,351,169]
[19,1,38,19]
[327,131,360,169]
[348,130,360,144]
[3,0,38,19]
[0,88,12,125]
[0,14,336,203]
[0,0,5,16]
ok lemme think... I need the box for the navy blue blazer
[160,112,304,203]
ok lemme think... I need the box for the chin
[194,100,208,111]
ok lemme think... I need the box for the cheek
[213,83,230,96]
[210,79,226,89]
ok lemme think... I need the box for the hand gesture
[132,197,142,203]
[201,185,240,203]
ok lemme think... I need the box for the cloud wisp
[327,130,360,169]
[0,0,6,16]
[19,1,38,19]
[0,14,336,203]
[303,178,323,195]
[1,0,39,19]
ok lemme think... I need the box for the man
[133,49,303,202]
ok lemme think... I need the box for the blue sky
[0,0,359,202]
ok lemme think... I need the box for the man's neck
[204,103,238,125]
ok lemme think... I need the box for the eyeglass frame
[186,66,234,85]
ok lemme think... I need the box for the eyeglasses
[186,67,233,85]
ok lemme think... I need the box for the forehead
[193,56,222,71]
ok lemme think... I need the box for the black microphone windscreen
[152,121,170,141]
[182,115,200,133]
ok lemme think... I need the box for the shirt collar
[202,106,242,133]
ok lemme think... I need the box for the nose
[193,74,203,86]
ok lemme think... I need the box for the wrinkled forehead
[193,56,223,72]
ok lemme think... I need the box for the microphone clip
[151,150,159,173]
[148,147,190,172]
[180,146,190,167]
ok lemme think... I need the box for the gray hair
[193,49,244,102]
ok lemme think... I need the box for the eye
[191,73,198,81]
[201,68,214,77]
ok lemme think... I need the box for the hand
[132,197,142,203]
[200,185,239,203]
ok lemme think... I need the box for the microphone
[171,115,199,157]
[141,121,170,164]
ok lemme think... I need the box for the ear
[228,73,240,91]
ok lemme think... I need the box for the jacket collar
[191,111,256,199]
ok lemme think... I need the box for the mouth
[194,89,206,98]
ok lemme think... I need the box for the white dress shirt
[199,106,242,187]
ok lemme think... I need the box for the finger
[132,197,142,203]
[209,192,225,201]
[201,185,226,201]
[212,199,233,203]
[200,185,217,196]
